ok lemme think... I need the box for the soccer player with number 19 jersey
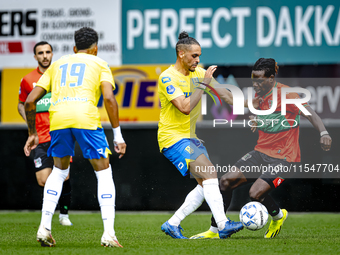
[24,27,126,248]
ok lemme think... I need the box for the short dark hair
[74,27,98,50]
[252,58,277,77]
[175,31,200,56]
[33,41,53,54]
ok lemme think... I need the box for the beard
[189,65,197,72]
[38,59,51,69]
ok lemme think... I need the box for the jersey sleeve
[19,78,29,103]
[158,75,184,102]
[100,63,115,89]
[286,92,309,114]
[36,66,52,93]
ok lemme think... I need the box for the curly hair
[74,27,98,50]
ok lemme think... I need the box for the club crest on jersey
[268,99,273,108]
[162,77,171,84]
[166,85,175,95]
[191,77,199,87]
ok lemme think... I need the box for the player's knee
[249,189,263,202]
[220,176,231,191]
[37,179,46,187]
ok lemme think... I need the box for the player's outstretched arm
[301,106,332,151]
[214,88,262,108]
[171,65,217,115]
[101,81,126,159]
[214,87,233,105]
[24,86,46,156]
[18,101,27,123]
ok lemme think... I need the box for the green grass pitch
[0,211,340,254]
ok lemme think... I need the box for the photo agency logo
[200,84,312,128]
[197,82,222,106]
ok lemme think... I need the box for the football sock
[59,213,69,219]
[202,179,227,230]
[261,194,281,217]
[168,184,204,226]
[209,226,219,234]
[59,179,71,215]
[95,165,116,236]
[211,188,233,228]
[41,166,70,230]
[272,209,283,221]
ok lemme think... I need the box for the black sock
[59,179,71,215]
[260,194,280,216]
[211,189,233,228]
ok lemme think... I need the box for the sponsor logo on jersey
[37,97,51,107]
[166,85,175,95]
[178,162,184,170]
[178,81,187,87]
[162,77,171,84]
[183,92,192,98]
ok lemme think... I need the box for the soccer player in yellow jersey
[158,31,244,239]
[24,27,126,248]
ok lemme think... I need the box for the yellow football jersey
[36,53,114,131]
[158,65,210,151]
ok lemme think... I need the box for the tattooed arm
[24,86,46,156]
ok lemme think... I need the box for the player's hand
[202,65,217,85]
[252,96,263,109]
[249,115,258,133]
[24,133,39,156]
[320,135,332,151]
[114,142,126,159]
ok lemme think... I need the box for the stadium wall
[1,126,339,212]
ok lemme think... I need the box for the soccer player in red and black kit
[18,41,73,226]
[191,58,332,239]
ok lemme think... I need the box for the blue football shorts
[162,138,210,176]
[48,128,111,159]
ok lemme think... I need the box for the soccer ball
[239,202,269,231]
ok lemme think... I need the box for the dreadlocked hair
[253,58,279,77]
